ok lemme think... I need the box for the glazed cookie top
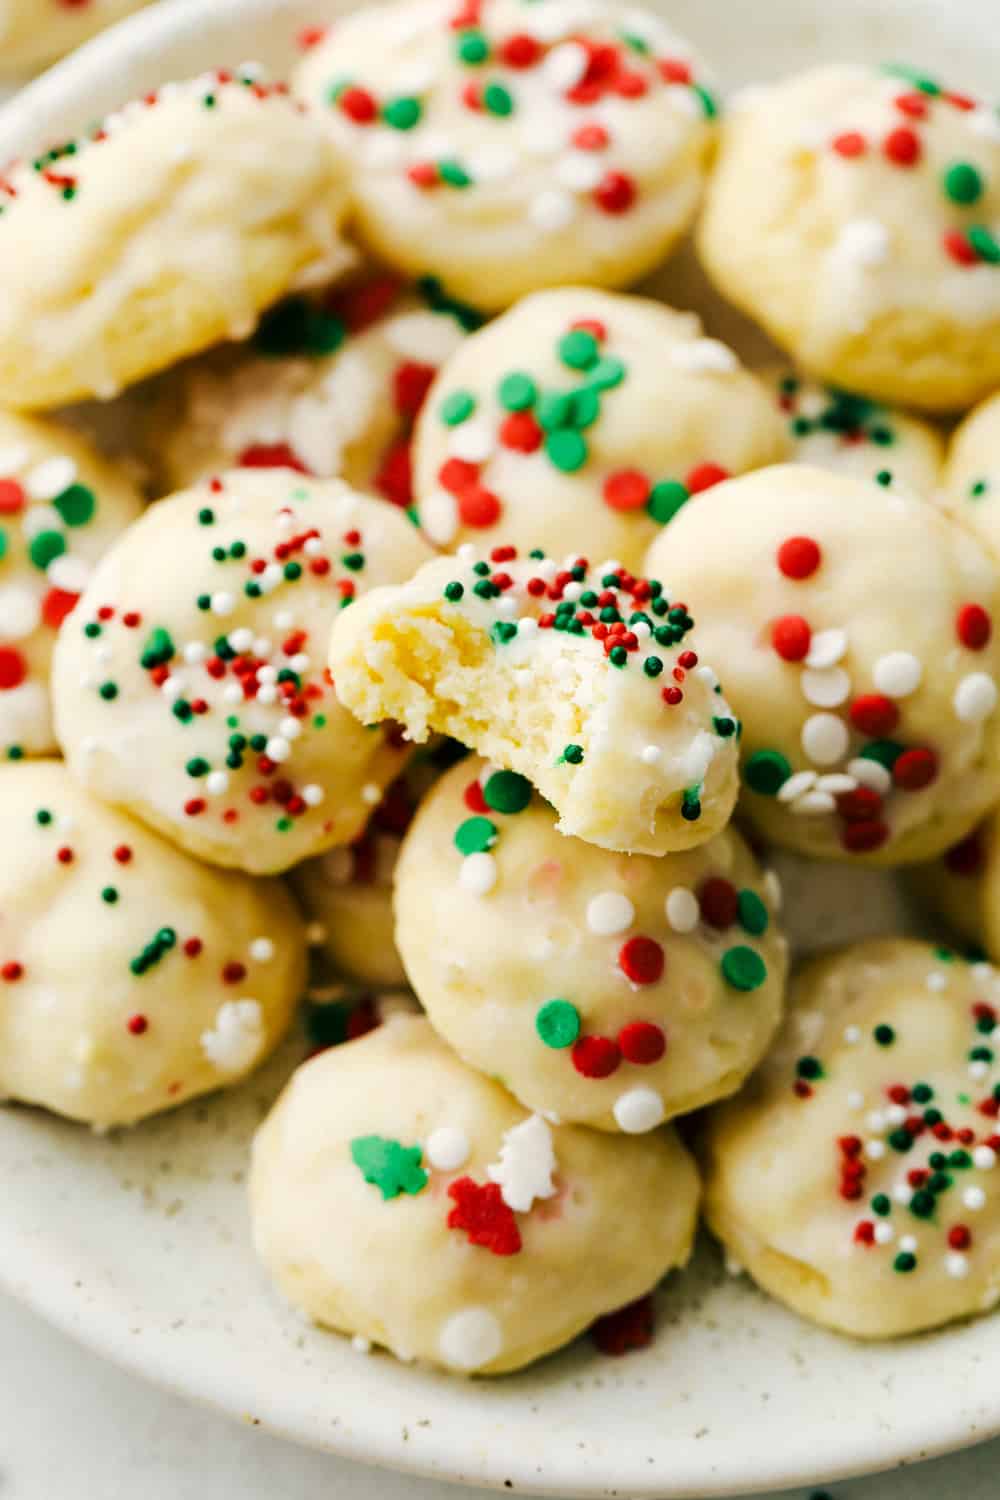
[149,273,476,504]
[766,369,943,495]
[0,410,144,760]
[413,288,788,568]
[704,939,1000,1338]
[646,464,1000,865]
[329,543,741,855]
[394,757,787,1131]
[0,1,152,73]
[0,760,305,1128]
[943,391,1000,561]
[0,66,351,410]
[51,471,434,874]
[250,1012,700,1373]
[698,64,1000,411]
[294,0,718,308]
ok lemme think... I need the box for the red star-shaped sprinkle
[447,1177,522,1256]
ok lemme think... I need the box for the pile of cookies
[3,0,1000,1376]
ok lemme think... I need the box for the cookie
[395,757,787,1131]
[0,0,150,74]
[0,66,351,411]
[328,545,740,856]
[704,939,1000,1338]
[908,812,1000,962]
[147,273,474,506]
[0,410,143,759]
[645,465,1000,864]
[698,64,1000,411]
[766,369,943,494]
[294,0,718,309]
[250,1012,699,1372]
[51,470,434,874]
[0,760,305,1128]
[412,287,788,566]
[943,391,1000,560]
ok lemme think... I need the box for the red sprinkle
[618,936,665,986]
[943,229,979,267]
[457,485,502,528]
[771,614,811,662]
[572,1035,621,1078]
[127,1014,149,1036]
[499,410,543,453]
[0,646,26,691]
[593,170,636,214]
[0,478,26,513]
[957,603,992,650]
[850,694,899,737]
[883,126,921,165]
[603,469,650,511]
[831,130,866,157]
[447,1177,522,1256]
[339,86,378,124]
[1,961,23,981]
[591,1294,655,1356]
[685,462,729,494]
[777,536,821,580]
[618,1021,667,1065]
[892,747,938,791]
[841,819,890,853]
[945,831,984,876]
[698,876,739,930]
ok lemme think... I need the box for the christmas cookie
[412,287,788,566]
[698,64,1000,412]
[0,0,151,74]
[943,391,1000,561]
[250,1012,699,1372]
[51,470,434,874]
[148,273,474,507]
[0,410,143,759]
[704,939,1000,1339]
[394,756,787,1131]
[328,545,740,856]
[0,760,305,1128]
[645,465,1000,865]
[909,811,1000,963]
[0,67,351,411]
[294,0,718,310]
[766,369,943,494]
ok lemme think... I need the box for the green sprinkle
[383,96,422,130]
[185,757,210,778]
[796,1055,823,1080]
[691,82,719,118]
[498,372,536,411]
[545,428,588,472]
[454,815,498,855]
[98,681,118,701]
[860,739,903,770]
[6,746,23,760]
[681,787,702,822]
[350,1135,427,1200]
[537,391,574,431]
[713,715,737,737]
[721,946,767,991]
[888,1127,913,1152]
[341,552,365,571]
[53,483,96,527]
[871,1193,891,1216]
[535,999,581,1049]
[140,626,175,670]
[101,886,118,904]
[880,63,940,95]
[438,158,472,189]
[588,356,625,390]
[944,160,985,205]
[893,1251,917,1273]
[875,469,893,487]
[874,1023,895,1046]
[456,29,489,64]
[129,925,177,976]
[912,1082,934,1103]
[558,329,600,371]
[968,225,1000,264]
[28,530,65,571]
[491,620,518,644]
[567,386,601,430]
[743,749,792,795]
[643,656,663,678]
[737,889,769,936]
[970,479,990,499]
[483,769,532,814]
[559,743,584,765]
[198,508,215,525]
[646,479,689,525]
[909,1189,935,1219]
[483,81,513,116]
[609,644,628,667]
[35,808,52,825]
[444,581,464,602]
[440,389,476,426]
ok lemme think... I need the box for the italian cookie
[412,287,788,566]
[766,369,943,494]
[51,470,434,874]
[0,0,151,74]
[698,64,1000,412]
[645,464,1000,865]
[0,760,305,1128]
[394,757,787,1131]
[942,391,1000,561]
[908,811,1000,962]
[704,939,1000,1339]
[328,545,741,856]
[250,1012,699,1373]
[294,0,719,309]
[148,273,475,506]
[0,410,143,759]
[0,66,351,411]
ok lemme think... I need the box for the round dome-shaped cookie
[0,67,351,411]
[250,1012,699,1372]
[766,369,943,494]
[0,760,305,1128]
[51,470,434,874]
[704,939,1000,1339]
[294,0,718,310]
[329,545,741,856]
[148,274,473,505]
[0,410,144,759]
[943,391,1000,561]
[412,288,788,567]
[0,1,152,74]
[645,464,1000,865]
[698,64,1000,412]
[395,757,787,1131]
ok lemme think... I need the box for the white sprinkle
[449,420,495,465]
[804,629,848,669]
[264,736,291,763]
[801,667,851,708]
[201,999,263,1072]
[183,642,207,665]
[763,870,783,910]
[964,1186,987,1211]
[867,1110,886,1133]
[274,610,293,630]
[873,651,922,698]
[640,744,661,765]
[874,1221,894,1245]
[361,783,381,806]
[554,151,603,191]
[846,1089,864,1109]
[946,1253,970,1279]
[279,716,303,740]
[816,773,857,795]
[969,1060,990,1081]
[669,337,739,375]
[926,971,948,992]
[459,852,497,896]
[974,1146,997,1170]
[420,490,458,545]
[229,627,254,653]
[439,1308,502,1372]
[831,218,890,266]
[885,1104,906,1126]
[253,683,275,704]
[844,1027,862,1047]
[205,770,229,796]
[48,554,90,592]
[529,189,576,231]
[249,938,274,962]
[303,783,324,807]
[26,455,76,500]
[791,791,837,815]
[613,1087,666,1134]
[487,1114,558,1211]
[541,40,589,89]
[866,1139,886,1160]
[426,1126,470,1172]
[954,672,998,723]
[801,712,849,766]
[899,1234,918,1253]
[351,1335,373,1354]
[848,756,892,795]
[665,887,699,933]
[0,584,41,640]
[777,769,817,802]
[586,891,635,936]
[210,591,236,617]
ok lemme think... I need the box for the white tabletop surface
[2,1288,998,1500]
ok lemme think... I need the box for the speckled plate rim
[3,0,1000,1495]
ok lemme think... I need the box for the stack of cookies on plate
[3,0,1000,1374]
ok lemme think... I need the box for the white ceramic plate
[2,1,999,1495]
